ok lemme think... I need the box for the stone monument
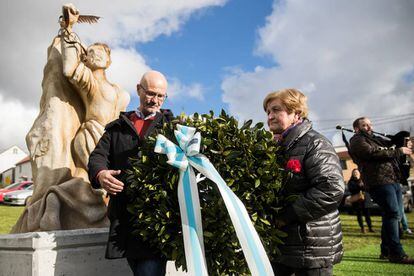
[12,3,130,233]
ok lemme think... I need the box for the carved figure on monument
[12,3,130,233]
[60,6,130,179]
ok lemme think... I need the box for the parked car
[0,181,33,203]
[3,184,33,206]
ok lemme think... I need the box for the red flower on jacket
[286,159,301,173]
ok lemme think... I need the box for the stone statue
[12,3,130,233]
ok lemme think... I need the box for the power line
[313,112,414,124]
[316,115,414,133]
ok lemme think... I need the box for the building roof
[334,146,352,159]
[15,156,30,166]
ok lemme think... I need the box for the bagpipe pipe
[335,125,413,147]
[336,125,412,182]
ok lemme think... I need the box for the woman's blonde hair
[263,88,308,118]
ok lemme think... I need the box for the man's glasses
[139,85,167,101]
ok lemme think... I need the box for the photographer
[349,117,413,264]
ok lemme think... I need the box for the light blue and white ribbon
[154,124,274,276]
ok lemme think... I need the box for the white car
[3,184,33,206]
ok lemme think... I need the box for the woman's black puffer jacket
[274,119,345,268]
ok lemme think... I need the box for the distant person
[348,168,374,233]
[391,131,413,235]
[349,117,414,264]
[400,199,413,235]
[263,88,344,276]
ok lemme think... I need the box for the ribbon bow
[155,125,274,276]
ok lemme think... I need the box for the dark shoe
[361,228,366,233]
[389,255,414,264]
[379,253,388,260]
[368,228,375,233]
[404,228,413,235]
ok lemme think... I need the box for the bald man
[88,70,173,276]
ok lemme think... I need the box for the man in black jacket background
[349,117,413,264]
[263,88,344,276]
[88,70,173,276]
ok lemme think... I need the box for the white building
[14,156,32,182]
[0,146,28,186]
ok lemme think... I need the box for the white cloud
[0,0,226,150]
[73,0,227,46]
[187,83,205,100]
[0,93,37,152]
[222,0,414,144]
[107,48,150,94]
[168,78,205,101]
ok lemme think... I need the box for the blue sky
[1,0,413,150]
[131,0,274,115]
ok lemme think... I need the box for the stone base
[0,228,187,276]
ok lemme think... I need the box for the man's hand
[97,170,124,195]
[400,147,413,155]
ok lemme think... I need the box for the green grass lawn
[1,205,414,275]
[334,212,414,275]
[0,205,24,234]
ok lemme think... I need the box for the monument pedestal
[0,228,186,276]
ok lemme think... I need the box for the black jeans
[353,202,372,230]
[126,257,167,276]
[272,263,333,276]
